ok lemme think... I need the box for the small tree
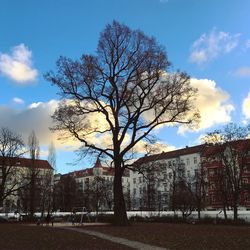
[27,131,40,216]
[54,175,83,212]
[0,128,25,210]
[174,179,195,219]
[39,171,53,219]
[45,21,199,225]
[48,141,56,173]
[87,176,113,216]
[192,162,207,220]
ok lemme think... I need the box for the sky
[0,0,250,173]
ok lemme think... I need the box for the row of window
[132,169,198,185]
[166,157,198,167]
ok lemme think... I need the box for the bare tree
[45,21,199,225]
[0,128,25,210]
[87,176,113,216]
[39,171,53,219]
[191,165,207,220]
[27,131,40,216]
[48,141,56,173]
[203,123,250,220]
[137,162,165,211]
[53,175,83,212]
[174,179,195,219]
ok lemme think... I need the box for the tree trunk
[30,178,35,216]
[233,204,238,220]
[223,204,228,220]
[113,160,129,226]
[197,205,201,221]
[0,187,4,208]
[0,196,3,208]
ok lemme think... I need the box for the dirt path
[64,227,168,250]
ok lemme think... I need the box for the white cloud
[0,100,81,152]
[133,140,175,154]
[0,98,177,157]
[242,92,250,120]
[178,78,234,134]
[0,44,38,83]
[234,67,250,77]
[189,28,240,65]
[12,97,24,105]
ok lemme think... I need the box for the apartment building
[0,157,53,212]
[202,140,250,210]
[131,145,203,210]
[56,158,130,211]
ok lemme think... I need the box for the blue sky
[0,0,250,173]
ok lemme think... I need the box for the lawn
[1,222,250,250]
[0,224,133,250]
[87,222,250,250]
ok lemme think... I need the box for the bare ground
[86,222,250,250]
[0,224,133,250]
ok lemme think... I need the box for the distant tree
[141,164,165,211]
[48,141,56,173]
[174,179,195,219]
[27,131,40,216]
[168,159,196,217]
[192,160,207,220]
[0,128,25,210]
[39,171,53,219]
[45,21,199,225]
[203,123,250,220]
[87,176,113,215]
[54,175,83,211]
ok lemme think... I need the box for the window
[133,178,136,184]
[133,188,136,195]
[194,157,197,164]
[187,170,190,178]
[194,169,198,177]
[139,187,142,194]
[243,178,248,184]
[186,158,190,166]
[139,177,142,183]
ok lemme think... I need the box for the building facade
[55,158,130,212]
[131,145,203,211]
[0,157,53,213]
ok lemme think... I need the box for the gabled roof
[64,157,126,178]
[134,144,205,166]
[94,157,102,168]
[202,139,250,157]
[0,156,53,170]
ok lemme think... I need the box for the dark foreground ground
[0,224,132,250]
[0,223,250,250]
[88,222,250,250]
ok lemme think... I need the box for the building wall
[0,159,53,212]
[130,151,202,210]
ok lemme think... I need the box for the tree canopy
[45,21,199,225]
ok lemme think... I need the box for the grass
[1,222,250,250]
[0,224,133,250]
[87,222,250,250]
